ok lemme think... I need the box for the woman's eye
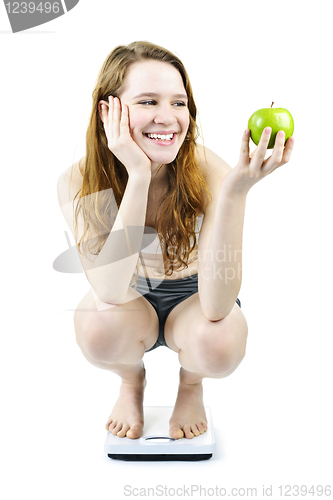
[138,100,187,107]
[140,100,156,105]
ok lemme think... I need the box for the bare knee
[191,312,248,377]
[74,307,119,363]
[74,299,153,364]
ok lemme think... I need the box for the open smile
[144,132,177,146]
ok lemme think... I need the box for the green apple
[248,103,294,149]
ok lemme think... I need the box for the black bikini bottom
[131,273,241,352]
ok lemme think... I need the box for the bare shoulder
[196,143,231,180]
[195,143,232,209]
[57,157,85,207]
[57,157,85,239]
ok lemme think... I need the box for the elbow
[202,310,231,322]
[86,273,128,306]
[96,290,127,306]
[85,267,134,306]
[201,301,236,322]
[90,285,127,306]
[199,277,242,321]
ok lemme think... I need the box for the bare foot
[169,367,208,439]
[105,366,146,439]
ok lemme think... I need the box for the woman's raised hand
[221,127,295,196]
[100,96,152,177]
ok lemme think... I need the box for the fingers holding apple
[239,128,251,162]
[223,105,295,196]
[279,134,295,166]
[249,126,274,170]
[248,104,295,174]
[238,126,272,171]
[265,132,295,175]
[248,103,294,149]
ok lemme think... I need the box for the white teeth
[147,133,174,141]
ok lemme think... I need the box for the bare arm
[198,183,246,320]
[198,128,294,320]
[58,97,153,305]
[85,175,151,304]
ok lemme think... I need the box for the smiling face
[119,60,190,168]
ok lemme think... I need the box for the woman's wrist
[220,179,249,202]
[128,170,151,185]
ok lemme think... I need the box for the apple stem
[271,102,274,108]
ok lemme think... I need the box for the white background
[1,0,332,498]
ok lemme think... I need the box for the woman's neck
[150,163,169,189]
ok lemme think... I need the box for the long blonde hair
[74,41,211,280]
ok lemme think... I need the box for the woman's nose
[153,105,177,125]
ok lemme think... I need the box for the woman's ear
[98,100,109,123]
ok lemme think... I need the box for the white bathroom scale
[104,406,215,461]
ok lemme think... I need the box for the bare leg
[104,361,146,439]
[74,287,159,439]
[165,295,248,439]
[169,367,207,439]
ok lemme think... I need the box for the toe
[183,425,194,439]
[201,421,208,432]
[106,418,114,430]
[117,424,130,438]
[169,426,184,440]
[107,420,117,432]
[191,425,201,437]
[126,423,142,440]
[111,422,122,435]
[196,422,205,434]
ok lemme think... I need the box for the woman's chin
[146,151,178,166]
